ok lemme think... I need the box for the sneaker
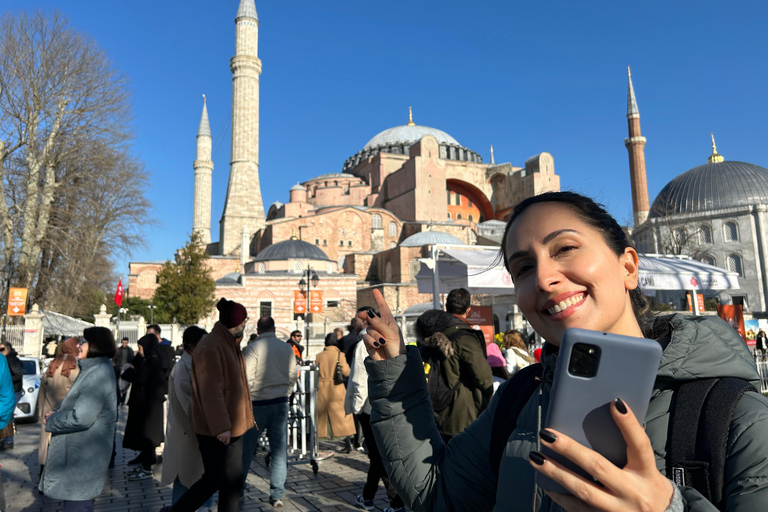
[127,467,152,481]
[355,495,374,511]
[271,499,283,508]
[383,507,405,512]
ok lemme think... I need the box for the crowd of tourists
[2,191,768,512]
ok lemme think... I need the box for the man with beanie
[163,298,255,512]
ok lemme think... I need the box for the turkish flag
[114,279,123,307]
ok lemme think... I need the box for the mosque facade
[127,0,560,328]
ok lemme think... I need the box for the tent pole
[432,245,441,310]
[691,289,699,316]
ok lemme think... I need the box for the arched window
[388,221,397,237]
[258,262,266,274]
[726,254,743,276]
[468,215,474,222]
[446,189,450,204]
[724,222,738,242]
[700,256,716,267]
[457,213,462,220]
[698,225,712,244]
[293,261,303,273]
[372,214,382,229]
[447,213,451,219]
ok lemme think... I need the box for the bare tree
[0,10,151,313]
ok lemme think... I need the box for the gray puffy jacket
[366,314,768,511]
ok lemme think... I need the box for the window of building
[258,262,266,274]
[388,221,397,237]
[259,301,272,318]
[726,254,743,276]
[326,300,340,308]
[698,225,713,244]
[323,239,327,246]
[468,198,473,207]
[468,215,474,222]
[315,239,320,245]
[724,222,738,242]
[700,256,716,267]
[347,240,352,246]
[446,189,450,204]
[372,214,382,229]
[339,240,344,246]
[455,194,462,206]
[447,213,451,219]
[293,261,303,273]
[457,213,462,220]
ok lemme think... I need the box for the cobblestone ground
[0,407,408,511]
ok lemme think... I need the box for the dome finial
[490,144,495,165]
[407,106,415,126]
[708,132,724,163]
[291,227,298,240]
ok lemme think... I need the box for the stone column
[94,305,112,328]
[23,304,44,357]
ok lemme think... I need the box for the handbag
[0,420,15,441]
[333,352,345,385]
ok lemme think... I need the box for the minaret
[490,145,495,165]
[219,0,265,255]
[192,95,213,244]
[624,66,650,226]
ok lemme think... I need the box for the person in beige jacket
[38,337,80,481]
[160,326,213,510]
[315,334,355,439]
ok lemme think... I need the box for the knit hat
[486,342,506,368]
[217,298,248,328]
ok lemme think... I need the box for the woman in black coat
[122,334,169,480]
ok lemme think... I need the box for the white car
[15,357,42,422]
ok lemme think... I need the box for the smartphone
[535,328,663,494]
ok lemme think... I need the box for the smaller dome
[404,302,439,315]
[306,173,356,182]
[255,237,332,262]
[290,183,304,191]
[400,231,465,247]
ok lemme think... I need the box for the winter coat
[4,347,23,393]
[190,322,254,438]
[40,357,117,501]
[0,355,15,429]
[161,351,204,487]
[366,314,768,512]
[122,338,167,450]
[417,311,494,437]
[38,360,80,464]
[243,331,297,402]
[315,345,355,438]
[502,346,533,376]
[113,345,135,369]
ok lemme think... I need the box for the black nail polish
[539,429,557,443]
[367,308,377,319]
[379,337,387,346]
[615,397,627,414]
[373,341,380,348]
[529,451,546,465]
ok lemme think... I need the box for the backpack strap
[667,377,756,510]
[489,363,543,478]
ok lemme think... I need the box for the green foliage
[111,296,153,319]
[152,232,216,325]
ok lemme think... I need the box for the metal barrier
[1,324,24,347]
[258,363,320,474]
[755,352,768,393]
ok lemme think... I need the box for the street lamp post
[147,304,157,324]
[1,261,19,345]
[298,267,319,358]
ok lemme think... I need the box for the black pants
[359,413,403,508]
[172,435,243,512]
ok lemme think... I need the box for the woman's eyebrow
[507,229,581,263]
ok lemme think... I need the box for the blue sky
[5,1,768,281]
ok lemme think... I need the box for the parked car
[15,357,42,422]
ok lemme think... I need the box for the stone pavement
[0,407,409,512]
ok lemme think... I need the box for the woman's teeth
[547,294,584,316]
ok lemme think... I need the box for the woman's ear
[622,247,640,290]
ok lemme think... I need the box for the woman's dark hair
[325,332,338,347]
[182,326,207,353]
[501,191,650,329]
[83,326,117,359]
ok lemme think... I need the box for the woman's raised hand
[358,289,406,361]
[530,398,674,512]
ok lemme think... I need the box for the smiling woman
[354,191,768,512]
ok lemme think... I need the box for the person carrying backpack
[359,192,768,512]
[415,309,493,442]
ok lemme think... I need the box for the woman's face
[78,341,89,359]
[504,202,642,346]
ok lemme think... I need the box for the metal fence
[1,324,24,348]
[755,352,768,393]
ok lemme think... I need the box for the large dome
[254,237,331,262]
[649,160,768,218]
[400,231,465,247]
[363,125,460,150]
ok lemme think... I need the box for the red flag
[114,278,123,307]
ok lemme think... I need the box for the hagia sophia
[129,0,768,334]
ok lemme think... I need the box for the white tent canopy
[41,309,95,337]
[416,248,740,299]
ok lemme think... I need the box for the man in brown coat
[163,298,255,512]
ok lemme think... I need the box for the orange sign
[717,304,746,342]
[309,290,323,313]
[686,293,705,313]
[294,291,307,314]
[465,306,494,345]
[7,288,27,316]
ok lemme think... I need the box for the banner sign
[309,291,323,313]
[717,304,746,342]
[294,291,307,314]
[7,288,27,316]
[465,306,494,345]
